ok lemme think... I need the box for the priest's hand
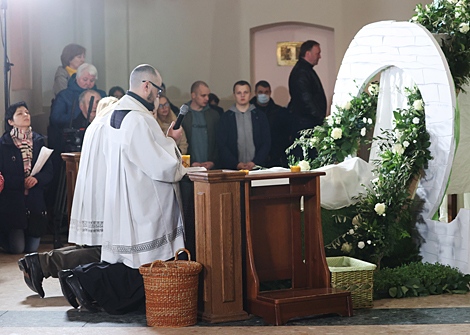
[191,162,203,167]
[167,121,182,142]
[245,162,255,170]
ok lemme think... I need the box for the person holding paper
[0,102,53,254]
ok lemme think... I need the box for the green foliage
[374,262,470,299]
[325,86,432,268]
[286,82,379,169]
[411,0,470,91]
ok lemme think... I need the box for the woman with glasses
[0,102,53,254]
[154,95,188,155]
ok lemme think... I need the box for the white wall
[0,0,431,132]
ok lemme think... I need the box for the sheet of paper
[31,147,53,177]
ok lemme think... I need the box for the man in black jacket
[249,80,290,167]
[288,40,327,159]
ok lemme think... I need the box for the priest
[58,64,187,314]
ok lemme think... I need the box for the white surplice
[101,94,187,268]
[68,105,115,246]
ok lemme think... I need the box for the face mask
[257,94,269,104]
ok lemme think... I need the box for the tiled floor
[2,239,470,334]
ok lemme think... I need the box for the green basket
[327,256,377,309]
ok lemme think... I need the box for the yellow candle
[290,166,301,172]
[182,155,190,168]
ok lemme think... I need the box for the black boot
[58,270,79,309]
[18,257,36,294]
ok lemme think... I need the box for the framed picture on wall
[277,42,302,66]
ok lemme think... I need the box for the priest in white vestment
[58,64,187,314]
[69,97,118,246]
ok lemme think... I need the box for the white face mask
[257,94,269,104]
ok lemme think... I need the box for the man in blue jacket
[217,80,270,170]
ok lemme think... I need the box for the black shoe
[18,258,37,294]
[66,273,99,313]
[24,253,45,298]
[58,270,79,309]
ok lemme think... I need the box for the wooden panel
[250,198,292,282]
[220,192,235,302]
[195,191,209,304]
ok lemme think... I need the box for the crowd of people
[0,39,327,314]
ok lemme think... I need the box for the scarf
[65,66,77,77]
[10,127,33,177]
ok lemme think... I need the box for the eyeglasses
[158,102,169,109]
[142,80,163,96]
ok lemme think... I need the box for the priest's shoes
[58,270,79,309]
[18,257,36,294]
[22,253,45,298]
[59,270,99,312]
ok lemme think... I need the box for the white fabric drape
[370,67,416,162]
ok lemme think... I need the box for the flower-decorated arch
[332,20,456,224]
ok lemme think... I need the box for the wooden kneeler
[243,171,353,325]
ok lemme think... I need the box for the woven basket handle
[175,248,191,261]
[149,260,167,272]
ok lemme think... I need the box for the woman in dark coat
[0,102,53,254]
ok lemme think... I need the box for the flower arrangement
[411,0,470,92]
[326,86,432,268]
[287,82,379,169]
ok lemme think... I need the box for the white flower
[449,0,459,4]
[460,22,470,34]
[342,101,352,110]
[368,83,379,95]
[393,143,405,155]
[335,117,341,125]
[361,127,367,136]
[363,117,368,123]
[413,117,420,124]
[456,12,461,18]
[358,241,365,249]
[309,137,319,147]
[394,129,403,139]
[368,118,373,125]
[413,140,417,143]
[326,115,334,127]
[372,177,379,184]
[341,242,352,253]
[331,128,343,140]
[403,140,410,148]
[349,229,355,235]
[297,160,310,171]
[374,203,386,215]
[367,240,372,245]
[413,99,424,111]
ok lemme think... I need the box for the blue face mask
[257,94,269,104]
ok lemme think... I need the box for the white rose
[413,140,417,143]
[367,240,372,245]
[393,143,405,155]
[368,118,373,124]
[335,117,341,125]
[297,160,310,171]
[326,115,334,127]
[342,101,352,110]
[374,203,386,215]
[331,128,343,140]
[413,117,420,124]
[368,83,379,95]
[413,99,424,111]
[341,242,352,253]
[361,127,367,136]
[403,140,410,148]
[363,117,367,123]
[459,22,470,33]
[358,241,365,249]
[349,229,355,235]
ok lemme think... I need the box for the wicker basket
[139,248,203,327]
[327,256,377,309]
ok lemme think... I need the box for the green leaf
[401,286,409,295]
[389,287,398,297]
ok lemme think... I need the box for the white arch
[332,21,467,271]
